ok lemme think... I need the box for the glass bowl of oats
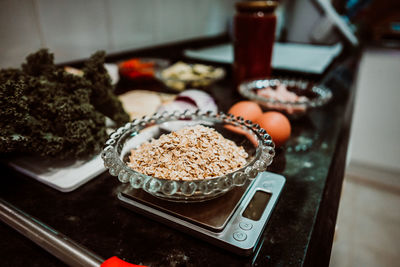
[101,110,275,202]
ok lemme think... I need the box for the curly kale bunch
[0,49,129,159]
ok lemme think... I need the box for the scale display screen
[242,191,272,221]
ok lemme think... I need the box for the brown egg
[226,101,262,146]
[228,101,263,122]
[255,112,291,147]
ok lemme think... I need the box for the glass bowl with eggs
[101,110,275,202]
[238,78,332,118]
[154,61,225,92]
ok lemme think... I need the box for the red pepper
[119,58,155,79]
[101,256,148,267]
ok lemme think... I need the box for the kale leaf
[0,49,129,159]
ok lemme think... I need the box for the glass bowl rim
[238,77,332,108]
[101,110,276,202]
[103,110,274,182]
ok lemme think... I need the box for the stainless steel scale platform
[118,171,285,256]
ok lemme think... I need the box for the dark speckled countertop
[0,36,360,267]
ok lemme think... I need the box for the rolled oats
[128,125,248,180]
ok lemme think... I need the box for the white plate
[8,154,106,192]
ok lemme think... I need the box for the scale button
[239,222,253,231]
[233,231,247,241]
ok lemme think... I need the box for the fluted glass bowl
[239,78,332,118]
[101,110,275,202]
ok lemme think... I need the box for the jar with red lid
[233,1,278,87]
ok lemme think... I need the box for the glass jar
[233,1,278,87]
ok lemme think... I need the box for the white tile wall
[188,0,213,37]
[107,0,157,52]
[0,0,43,68]
[36,0,109,63]
[0,0,235,67]
[156,0,193,44]
[204,0,234,36]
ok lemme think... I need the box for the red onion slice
[176,89,218,113]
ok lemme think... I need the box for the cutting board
[8,155,106,192]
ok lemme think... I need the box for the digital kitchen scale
[118,172,285,256]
